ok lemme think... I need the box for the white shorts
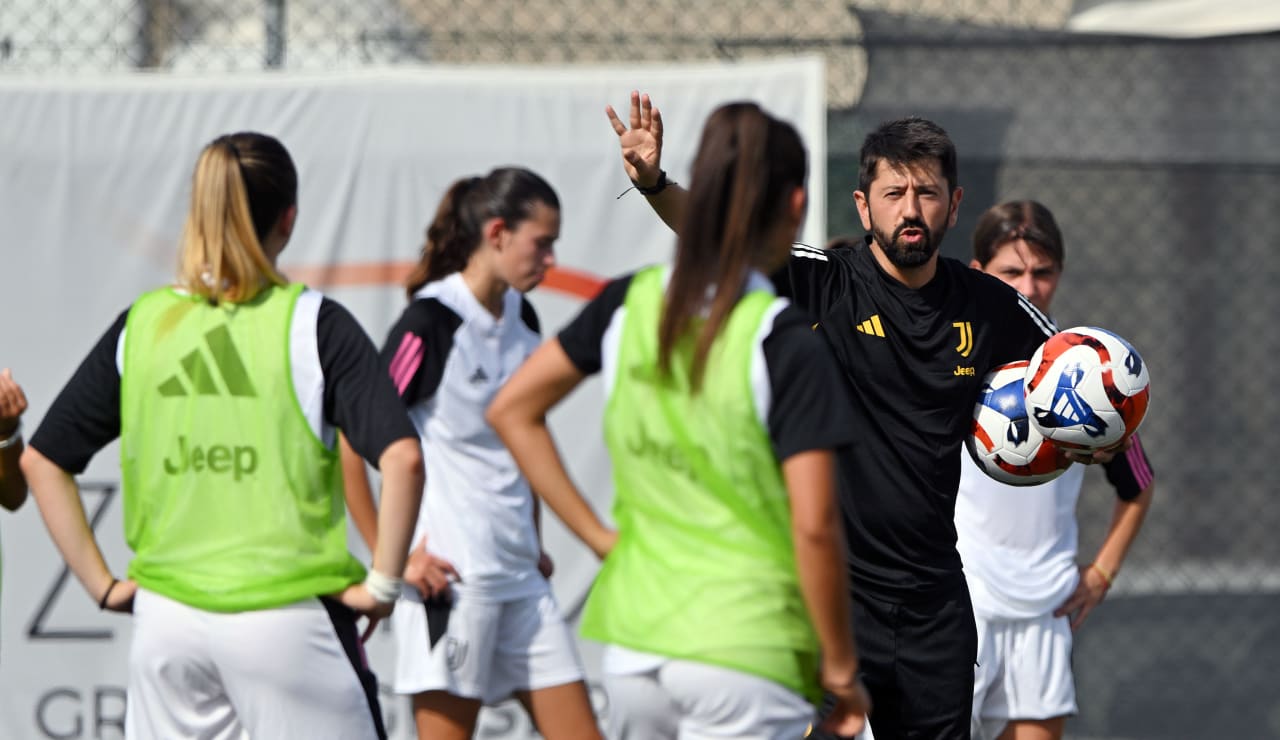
[602,646,814,740]
[972,611,1077,740]
[392,586,584,704]
[128,588,385,740]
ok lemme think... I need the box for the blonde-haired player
[22,132,422,739]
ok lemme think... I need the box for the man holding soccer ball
[609,92,1081,739]
[958,200,1156,740]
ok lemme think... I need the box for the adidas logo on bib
[158,326,257,398]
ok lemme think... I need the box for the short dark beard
[870,216,945,269]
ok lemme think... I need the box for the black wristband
[98,578,118,610]
[635,170,669,196]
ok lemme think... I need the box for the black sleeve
[772,243,856,318]
[29,310,129,474]
[980,273,1058,363]
[318,298,418,468]
[556,274,633,376]
[378,299,463,408]
[520,296,541,336]
[1101,432,1155,502]
[763,307,859,461]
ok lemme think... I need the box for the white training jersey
[383,273,543,602]
[955,452,1086,620]
[956,431,1154,620]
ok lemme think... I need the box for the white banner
[0,58,825,738]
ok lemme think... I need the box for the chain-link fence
[5,2,1278,738]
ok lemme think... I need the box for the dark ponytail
[405,177,483,296]
[405,167,560,298]
[659,103,806,391]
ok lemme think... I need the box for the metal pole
[265,0,285,69]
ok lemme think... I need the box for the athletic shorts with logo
[392,583,584,704]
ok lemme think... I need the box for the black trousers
[813,581,977,740]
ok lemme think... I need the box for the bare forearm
[1092,485,1155,580]
[487,339,611,556]
[21,447,114,602]
[370,438,424,579]
[784,451,857,672]
[506,420,611,557]
[645,184,687,233]
[339,433,379,552]
[794,523,858,666]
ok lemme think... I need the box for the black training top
[31,292,415,475]
[557,271,859,464]
[779,239,1056,601]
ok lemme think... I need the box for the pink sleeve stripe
[388,332,424,397]
[1126,434,1155,490]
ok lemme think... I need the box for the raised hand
[606,90,665,188]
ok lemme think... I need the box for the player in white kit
[956,200,1156,740]
[348,167,602,740]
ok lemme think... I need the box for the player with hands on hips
[958,200,1156,740]
[491,100,870,739]
[21,132,423,739]
[341,167,601,740]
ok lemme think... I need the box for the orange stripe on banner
[539,267,608,300]
[282,261,607,301]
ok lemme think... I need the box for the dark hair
[661,102,807,391]
[226,133,298,243]
[971,200,1065,269]
[178,132,296,303]
[405,167,560,297]
[858,117,957,195]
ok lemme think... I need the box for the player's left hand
[1064,436,1133,466]
[101,578,138,614]
[0,368,27,434]
[403,537,461,600]
[332,582,396,642]
[537,550,554,579]
[1054,563,1110,630]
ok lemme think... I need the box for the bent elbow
[379,438,424,484]
[484,397,508,433]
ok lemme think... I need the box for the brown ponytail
[405,167,560,299]
[659,103,806,391]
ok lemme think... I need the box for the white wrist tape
[363,568,403,604]
[0,421,22,450]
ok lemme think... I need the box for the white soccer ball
[1023,326,1151,451]
[966,361,1072,486]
